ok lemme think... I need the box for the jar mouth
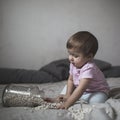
[2,84,11,107]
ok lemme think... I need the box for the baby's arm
[44,75,74,103]
[65,75,75,97]
[59,78,91,109]
[56,75,75,103]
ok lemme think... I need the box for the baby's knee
[88,92,108,104]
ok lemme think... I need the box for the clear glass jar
[2,84,45,107]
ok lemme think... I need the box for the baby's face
[67,49,91,68]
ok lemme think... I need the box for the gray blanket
[1,59,120,84]
[0,77,120,120]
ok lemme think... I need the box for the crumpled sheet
[0,98,120,120]
[0,78,120,120]
[68,98,120,120]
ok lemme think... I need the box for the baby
[44,31,110,109]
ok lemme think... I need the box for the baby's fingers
[43,97,55,103]
[56,103,65,109]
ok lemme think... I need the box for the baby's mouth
[71,62,74,65]
[72,63,76,66]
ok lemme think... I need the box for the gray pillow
[93,59,111,71]
[0,59,112,84]
[103,66,120,78]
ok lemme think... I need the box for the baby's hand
[43,97,57,103]
[57,94,69,102]
[56,103,66,109]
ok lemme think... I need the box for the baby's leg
[60,86,108,104]
[60,85,67,95]
[88,92,108,104]
[81,92,108,104]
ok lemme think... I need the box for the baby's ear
[88,53,93,59]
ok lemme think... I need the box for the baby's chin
[75,64,85,69]
[72,63,81,68]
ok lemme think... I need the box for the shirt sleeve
[81,66,95,79]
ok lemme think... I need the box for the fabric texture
[0,59,69,84]
[0,77,120,120]
[93,59,111,70]
[103,66,120,78]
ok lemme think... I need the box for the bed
[0,59,120,120]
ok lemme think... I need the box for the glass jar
[2,84,45,107]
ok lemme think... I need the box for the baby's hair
[66,31,98,57]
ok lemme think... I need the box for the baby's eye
[73,55,79,58]
[68,52,79,58]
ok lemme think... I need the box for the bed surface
[0,77,120,120]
